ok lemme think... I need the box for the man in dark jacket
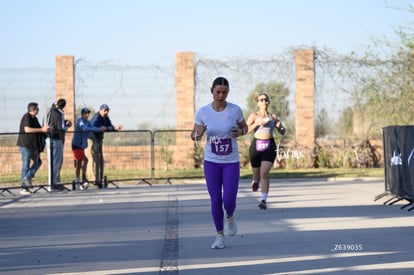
[17,102,49,194]
[46,98,72,191]
[89,104,122,188]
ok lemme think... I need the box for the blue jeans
[46,138,63,185]
[18,146,42,188]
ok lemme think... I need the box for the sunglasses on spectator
[259,98,269,102]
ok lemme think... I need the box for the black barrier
[376,125,414,210]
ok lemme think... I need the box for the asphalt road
[0,178,413,275]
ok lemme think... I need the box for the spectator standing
[190,77,248,249]
[71,107,106,190]
[16,102,49,194]
[89,104,122,188]
[245,93,286,210]
[46,98,72,191]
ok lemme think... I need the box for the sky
[1,0,414,132]
[1,0,413,68]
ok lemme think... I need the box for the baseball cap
[100,104,110,111]
[81,108,91,114]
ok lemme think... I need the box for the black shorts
[249,137,277,168]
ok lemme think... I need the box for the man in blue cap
[89,104,122,188]
[71,107,106,190]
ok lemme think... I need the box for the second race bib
[256,139,271,152]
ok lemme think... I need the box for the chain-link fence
[0,50,298,134]
[1,49,396,136]
[2,48,407,174]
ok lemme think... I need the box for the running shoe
[226,216,238,236]
[80,182,89,190]
[251,181,259,192]
[19,188,31,195]
[258,200,267,210]
[211,234,225,249]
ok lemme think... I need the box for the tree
[245,81,290,118]
[352,41,414,139]
[336,106,354,140]
[243,81,291,141]
[316,108,331,138]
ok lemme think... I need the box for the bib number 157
[211,138,232,155]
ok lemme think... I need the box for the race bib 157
[211,138,232,155]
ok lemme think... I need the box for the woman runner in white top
[191,77,248,249]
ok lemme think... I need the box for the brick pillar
[175,52,195,130]
[175,52,195,168]
[295,49,315,148]
[56,56,75,126]
[55,56,75,170]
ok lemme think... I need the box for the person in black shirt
[16,102,49,195]
[46,98,72,191]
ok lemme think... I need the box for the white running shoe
[80,182,89,190]
[20,188,31,195]
[211,234,225,249]
[226,216,238,236]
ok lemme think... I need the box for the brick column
[295,49,315,148]
[175,52,195,130]
[56,56,75,126]
[175,52,195,168]
[55,56,75,170]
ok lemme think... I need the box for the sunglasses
[259,98,269,102]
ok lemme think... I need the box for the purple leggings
[204,160,240,232]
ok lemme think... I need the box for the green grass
[1,167,384,188]
[263,167,384,179]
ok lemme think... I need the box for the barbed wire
[0,48,401,134]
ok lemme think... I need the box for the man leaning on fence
[71,107,106,190]
[89,104,122,188]
[17,102,49,195]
